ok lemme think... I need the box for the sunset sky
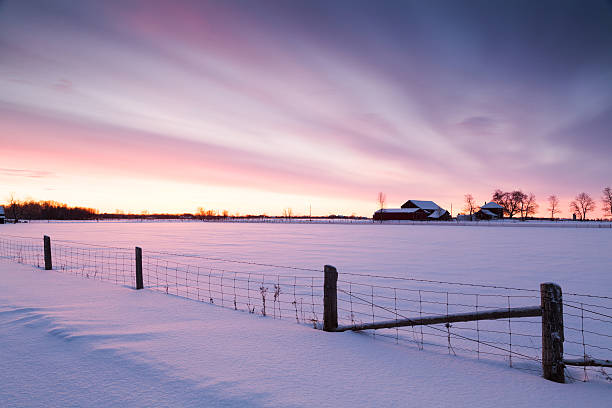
[1,0,611,217]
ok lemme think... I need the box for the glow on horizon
[1,1,611,218]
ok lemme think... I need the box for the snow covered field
[1,261,611,407]
[1,222,611,406]
[2,220,610,293]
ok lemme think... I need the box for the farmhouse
[0,206,5,224]
[474,202,504,220]
[373,200,451,221]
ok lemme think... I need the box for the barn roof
[374,208,420,214]
[479,209,498,217]
[481,202,503,209]
[427,209,448,218]
[402,200,440,210]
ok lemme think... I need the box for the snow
[2,221,609,294]
[374,208,419,213]
[481,202,504,209]
[1,222,611,406]
[1,261,610,407]
[427,209,448,218]
[403,200,440,210]
[479,209,497,217]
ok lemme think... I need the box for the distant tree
[602,187,612,218]
[377,192,386,211]
[463,194,478,217]
[570,192,596,220]
[547,195,560,220]
[196,207,205,219]
[492,189,525,218]
[520,193,538,220]
[222,210,229,218]
[3,198,97,221]
[7,193,21,223]
[377,192,386,223]
[282,208,293,218]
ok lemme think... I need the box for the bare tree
[602,187,612,218]
[520,193,538,220]
[492,189,525,218]
[7,193,21,223]
[570,192,596,221]
[282,208,293,218]
[463,194,477,217]
[547,195,560,220]
[377,192,386,223]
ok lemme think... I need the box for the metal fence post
[43,235,52,270]
[135,247,143,290]
[323,265,338,331]
[541,282,564,383]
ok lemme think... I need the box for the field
[2,220,610,292]
[1,221,611,406]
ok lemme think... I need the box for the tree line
[3,197,98,222]
[1,198,363,222]
[463,187,612,220]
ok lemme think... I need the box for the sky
[1,0,611,217]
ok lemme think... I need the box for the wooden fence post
[323,265,338,331]
[135,247,143,290]
[541,282,564,383]
[43,235,52,270]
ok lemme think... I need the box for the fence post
[135,247,143,290]
[43,235,52,270]
[541,282,564,383]
[323,265,338,331]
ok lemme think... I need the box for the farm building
[373,200,451,221]
[0,206,5,224]
[474,202,504,220]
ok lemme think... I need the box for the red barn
[373,200,451,221]
[475,202,504,220]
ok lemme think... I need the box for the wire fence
[51,241,135,286]
[334,272,612,382]
[0,234,610,383]
[0,236,43,267]
[141,252,324,326]
[335,274,543,372]
[562,295,612,382]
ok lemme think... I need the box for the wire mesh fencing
[51,241,135,286]
[562,293,612,382]
[335,274,544,373]
[332,273,612,383]
[141,250,324,326]
[0,236,43,267]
